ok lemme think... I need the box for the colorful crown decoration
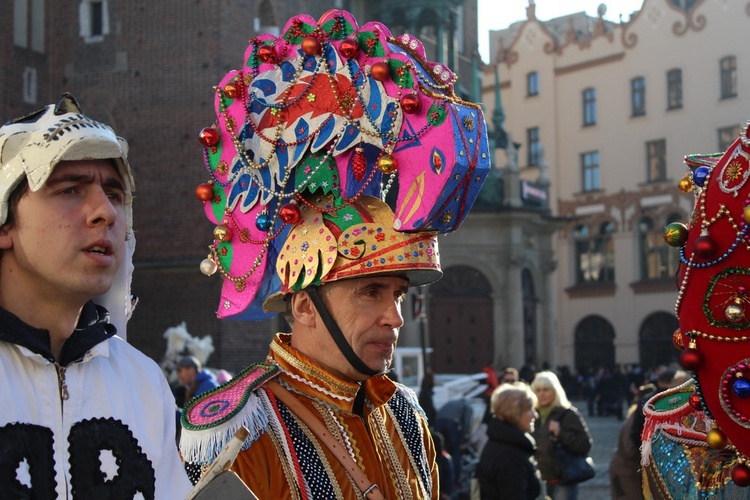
[666,120,750,486]
[196,10,490,319]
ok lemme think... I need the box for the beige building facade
[483,0,749,374]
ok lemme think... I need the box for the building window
[79,0,109,43]
[527,127,541,167]
[646,139,667,182]
[527,71,539,97]
[631,77,646,116]
[583,88,596,126]
[574,222,615,285]
[581,151,600,192]
[14,0,45,52]
[639,214,680,280]
[22,67,37,104]
[718,124,741,151]
[667,69,682,110]
[720,56,737,99]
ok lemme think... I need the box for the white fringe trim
[179,391,269,465]
[640,440,652,466]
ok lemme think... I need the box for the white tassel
[640,440,652,466]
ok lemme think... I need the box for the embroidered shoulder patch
[180,363,279,465]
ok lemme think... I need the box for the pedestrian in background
[531,371,593,500]
[475,382,543,499]
[176,355,218,402]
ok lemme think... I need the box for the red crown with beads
[669,120,750,485]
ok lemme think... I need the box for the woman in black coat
[475,382,543,499]
[531,371,593,500]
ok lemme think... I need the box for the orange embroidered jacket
[180,333,438,499]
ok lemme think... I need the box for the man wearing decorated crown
[0,94,191,498]
[180,9,491,499]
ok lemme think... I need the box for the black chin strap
[305,287,380,377]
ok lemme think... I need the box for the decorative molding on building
[555,52,626,76]
[630,279,676,294]
[665,0,707,36]
[564,282,617,299]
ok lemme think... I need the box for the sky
[478,0,646,63]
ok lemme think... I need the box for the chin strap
[305,287,379,377]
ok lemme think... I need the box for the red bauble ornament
[279,203,301,224]
[680,348,702,371]
[352,146,366,181]
[688,393,703,411]
[199,127,220,147]
[400,93,420,114]
[733,463,750,487]
[301,36,321,55]
[340,38,359,59]
[258,44,278,64]
[370,62,390,82]
[693,235,716,259]
[195,183,214,201]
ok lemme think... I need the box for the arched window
[575,315,615,374]
[639,312,679,370]
[574,222,615,285]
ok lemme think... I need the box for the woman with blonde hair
[475,382,542,499]
[531,371,593,500]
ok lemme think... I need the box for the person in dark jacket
[475,382,542,499]
[531,371,593,500]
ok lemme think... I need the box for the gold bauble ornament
[377,154,398,174]
[213,224,232,242]
[726,303,745,323]
[678,174,693,193]
[743,205,750,225]
[707,428,728,450]
[200,258,218,276]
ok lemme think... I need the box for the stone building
[483,0,749,375]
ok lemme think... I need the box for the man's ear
[290,291,317,327]
[0,224,13,250]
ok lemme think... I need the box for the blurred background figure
[176,355,219,402]
[475,382,542,499]
[432,430,454,500]
[531,371,593,500]
[434,397,475,492]
[500,367,520,384]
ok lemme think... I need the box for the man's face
[302,275,408,381]
[177,367,197,386]
[0,159,127,304]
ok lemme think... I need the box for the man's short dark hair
[176,356,201,371]
[4,177,29,229]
